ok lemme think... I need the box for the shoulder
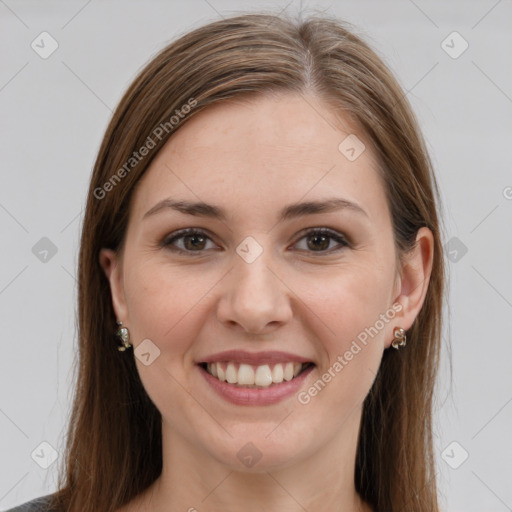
[3,493,58,512]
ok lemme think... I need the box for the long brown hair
[50,11,446,512]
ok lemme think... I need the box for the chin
[204,427,315,473]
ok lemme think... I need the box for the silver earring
[116,320,132,351]
[391,327,406,349]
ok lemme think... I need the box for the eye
[162,227,349,255]
[292,228,349,253]
[162,228,217,254]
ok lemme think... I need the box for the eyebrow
[143,197,368,222]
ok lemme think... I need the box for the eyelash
[161,227,349,255]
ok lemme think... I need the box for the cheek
[122,259,220,357]
[307,264,394,344]
[121,261,214,420]
[297,263,394,404]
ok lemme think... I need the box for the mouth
[198,361,315,388]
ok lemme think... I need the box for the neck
[139,409,371,512]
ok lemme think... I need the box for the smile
[201,361,314,388]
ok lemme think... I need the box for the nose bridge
[217,242,292,332]
[235,249,274,295]
[232,233,277,291]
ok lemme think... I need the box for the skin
[101,92,434,512]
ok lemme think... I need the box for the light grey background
[1,0,511,510]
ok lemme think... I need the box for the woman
[8,11,445,512]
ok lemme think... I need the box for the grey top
[4,494,57,512]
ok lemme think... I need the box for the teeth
[226,362,237,384]
[238,364,255,385]
[271,363,284,383]
[205,361,308,387]
[283,362,294,381]
[254,365,273,387]
[217,364,226,382]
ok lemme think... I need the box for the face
[101,92,413,473]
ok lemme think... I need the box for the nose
[216,251,293,335]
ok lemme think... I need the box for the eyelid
[161,226,350,255]
[162,227,219,254]
[291,227,349,251]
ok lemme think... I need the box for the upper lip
[198,350,314,366]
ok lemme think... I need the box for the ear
[99,248,129,323]
[386,227,434,348]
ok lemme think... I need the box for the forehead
[130,92,389,225]
[163,92,366,168]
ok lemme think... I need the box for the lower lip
[198,364,315,406]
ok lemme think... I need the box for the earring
[116,320,132,351]
[391,327,406,349]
